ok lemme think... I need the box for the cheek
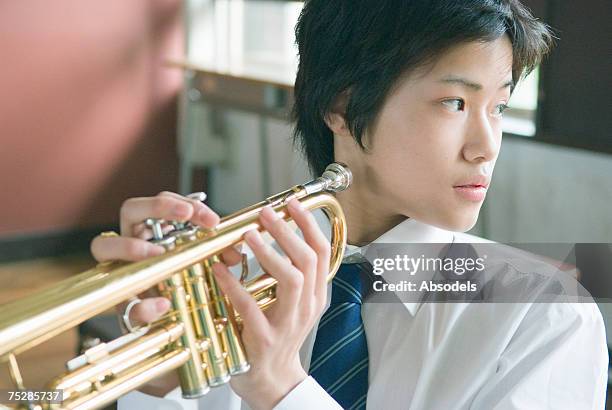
[366,135,460,219]
[374,109,461,187]
[366,97,471,216]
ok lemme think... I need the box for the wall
[208,112,311,215]
[475,137,612,242]
[0,0,183,238]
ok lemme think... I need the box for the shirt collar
[342,217,455,316]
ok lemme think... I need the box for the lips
[453,185,487,202]
[456,184,486,188]
[454,175,490,189]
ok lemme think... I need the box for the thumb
[130,297,171,324]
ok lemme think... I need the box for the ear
[324,90,352,138]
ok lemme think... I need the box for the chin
[433,209,480,233]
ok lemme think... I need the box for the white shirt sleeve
[272,376,343,410]
[118,376,341,410]
[118,383,243,410]
[470,302,609,410]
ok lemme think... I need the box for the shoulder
[507,302,608,377]
[526,301,606,330]
[494,303,608,367]
[469,301,609,409]
[503,301,607,364]
[448,232,600,308]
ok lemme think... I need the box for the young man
[91,0,608,408]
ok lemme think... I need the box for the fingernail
[148,245,165,257]
[199,208,219,226]
[156,299,170,313]
[197,208,210,223]
[261,206,279,223]
[244,229,264,246]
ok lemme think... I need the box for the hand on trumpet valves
[210,198,331,410]
[90,191,231,326]
[90,191,240,396]
[89,192,332,409]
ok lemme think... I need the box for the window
[527,0,611,155]
[188,0,612,155]
[502,68,539,137]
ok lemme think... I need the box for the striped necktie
[309,262,370,410]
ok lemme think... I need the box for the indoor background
[0,0,610,408]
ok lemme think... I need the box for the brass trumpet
[0,162,352,410]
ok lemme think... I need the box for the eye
[441,98,465,112]
[492,103,509,117]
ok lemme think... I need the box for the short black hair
[292,0,554,177]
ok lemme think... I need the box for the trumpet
[0,162,352,410]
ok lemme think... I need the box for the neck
[336,190,407,247]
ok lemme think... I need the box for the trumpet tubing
[0,163,351,410]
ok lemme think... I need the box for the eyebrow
[437,75,514,91]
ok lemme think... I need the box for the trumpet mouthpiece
[321,162,352,192]
[303,162,352,195]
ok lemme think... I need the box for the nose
[462,110,500,163]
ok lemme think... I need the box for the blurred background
[0,0,610,408]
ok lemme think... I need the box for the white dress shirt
[119,217,609,410]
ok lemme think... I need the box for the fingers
[221,245,243,266]
[91,235,165,263]
[119,195,189,236]
[258,205,317,313]
[243,228,304,320]
[286,199,331,307]
[258,201,329,313]
[260,206,317,276]
[94,191,222,263]
[211,262,268,337]
[243,201,330,326]
[119,297,171,328]
[119,192,220,236]
[158,192,220,228]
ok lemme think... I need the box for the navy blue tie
[309,262,370,409]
